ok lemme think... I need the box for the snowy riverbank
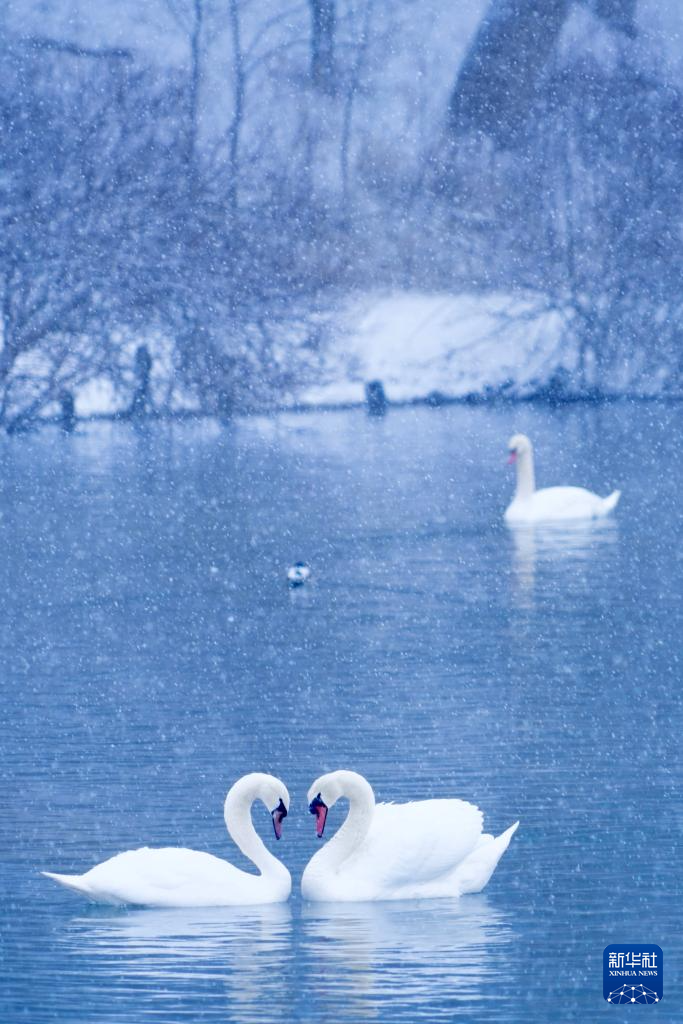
[72,290,571,421]
[300,291,569,407]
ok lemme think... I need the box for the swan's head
[309,792,329,838]
[227,773,290,840]
[259,777,290,841]
[267,795,286,840]
[507,433,531,464]
[307,770,372,839]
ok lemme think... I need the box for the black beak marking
[271,798,287,840]
[309,793,328,838]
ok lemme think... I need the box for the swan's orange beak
[271,799,287,840]
[507,450,517,464]
[309,794,328,838]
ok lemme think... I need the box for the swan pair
[505,434,621,523]
[43,771,518,906]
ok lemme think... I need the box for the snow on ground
[300,291,570,407]
[63,290,569,420]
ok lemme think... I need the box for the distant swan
[301,770,518,902]
[505,433,620,523]
[43,773,291,907]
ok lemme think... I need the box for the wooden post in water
[59,390,76,433]
[216,355,238,423]
[365,380,387,416]
[130,345,152,418]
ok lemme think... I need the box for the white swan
[301,770,518,902]
[505,433,620,523]
[42,773,291,907]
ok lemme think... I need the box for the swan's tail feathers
[42,871,93,898]
[601,490,621,515]
[454,821,519,896]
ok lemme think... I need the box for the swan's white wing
[451,822,519,894]
[81,848,250,906]
[527,486,607,520]
[345,800,483,893]
[601,489,621,514]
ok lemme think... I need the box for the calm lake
[1,402,681,1022]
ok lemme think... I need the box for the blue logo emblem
[604,944,663,1004]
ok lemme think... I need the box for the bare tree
[309,0,336,94]
[226,0,246,213]
[458,57,683,395]
[162,0,206,181]
[0,45,190,426]
[339,0,375,209]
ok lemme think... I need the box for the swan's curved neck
[224,782,287,880]
[316,773,375,873]
[515,446,535,499]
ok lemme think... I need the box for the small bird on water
[287,562,311,587]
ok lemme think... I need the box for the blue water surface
[1,402,681,1022]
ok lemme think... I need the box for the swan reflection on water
[61,903,293,1022]
[508,519,619,606]
[65,901,292,954]
[301,896,512,1020]
[58,897,512,1022]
